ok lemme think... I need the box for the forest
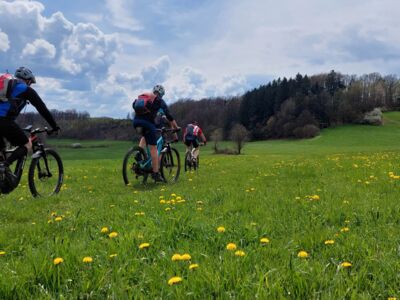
[18,70,400,141]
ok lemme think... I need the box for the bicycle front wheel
[28,149,63,197]
[160,147,180,182]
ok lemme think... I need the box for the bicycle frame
[139,134,165,171]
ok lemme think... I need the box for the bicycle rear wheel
[160,147,180,182]
[184,152,192,172]
[28,149,63,197]
[122,146,148,185]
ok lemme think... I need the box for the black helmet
[15,67,36,84]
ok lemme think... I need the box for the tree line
[17,71,400,143]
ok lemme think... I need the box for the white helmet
[15,66,36,83]
[153,84,165,97]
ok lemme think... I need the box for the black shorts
[184,138,199,148]
[0,119,29,149]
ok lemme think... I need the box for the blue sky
[1,0,399,118]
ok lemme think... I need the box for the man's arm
[20,87,58,129]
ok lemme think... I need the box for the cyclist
[183,121,206,163]
[0,67,60,187]
[132,84,179,182]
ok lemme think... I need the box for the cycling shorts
[0,119,29,149]
[184,138,199,148]
[133,118,158,145]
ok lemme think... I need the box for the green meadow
[1,113,400,299]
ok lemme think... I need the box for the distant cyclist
[183,121,206,163]
[0,67,60,187]
[132,84,179,182]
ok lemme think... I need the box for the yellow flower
[171,193,177,197]
[101,227,109,233]
[168,276,183,286]
[235,250,246,257]
[387,297,397,300]
[176,196,182,201]
[82,256,93,263]
[160,199,166,204]
[341,261,352,268]
[297,251,309,258]
[54,216,63,222]
[109,253,117,258]
[180,253,191,261]
[171,254,182,261]
[139,243,150,249]
[53,257,64,265]
[51,212,57,216]
[217,226,226,233]
[189,263,199,270]
[324,240,335,245]
[108,232,118,238]
[165,207,171,211]
[0,251,6,256]
[260,238,270,244]
[226,243,237,251]
[340,227,350,232]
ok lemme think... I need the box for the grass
[0,113,400,299]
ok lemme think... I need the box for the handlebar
[23,125,59,135]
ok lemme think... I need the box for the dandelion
[160,200,166,204]
[0,251,6,256]
[53,257,64,265]
[172,254,182,261]
[55,217,63,222]
[324,240,335,245]
[165,207,171,211]
[139,243,150,249]
[340,227,350,232]
[297,251,309,258]
[196,201,203,205]
[168,276,183,286]
[109,254,117,258]
[235,250,246,257]
[217,226,226,233]
[108,232,118,238]
[189,263,199,270]
[226,243,237,251]
[260,238,270,244]
[82,256,93,263]
[101,227,109,233]
[171,193,177,197]
[341,261,352,268]
[387,297,397,300]
[180,253,191,261]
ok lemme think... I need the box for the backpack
[133,93,156,115]
[186,124,196,139]
[0,73,14,102]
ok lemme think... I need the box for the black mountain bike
[0,126,64,197]
[123,127,181,185]
[184,143,204,172]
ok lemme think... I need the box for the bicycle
[184,143,204,172]
[0,125,64,197]
[122,127,181,185]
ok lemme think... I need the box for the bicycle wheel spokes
[122,146,148,185]
[28,149,63,197]
[160,148,180,182]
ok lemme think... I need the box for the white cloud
[140,55,171,86]
[21,38,56,59]
[105,0,142,31]
[0,31,9,52]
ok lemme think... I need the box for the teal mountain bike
[122,127,181,185]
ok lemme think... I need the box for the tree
[229,124,249,154]
[210,128,223,153]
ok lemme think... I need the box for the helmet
[193,121,198,125]
[152,84,165,97]
[14,67,36,84]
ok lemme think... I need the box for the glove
[50,126,61,135]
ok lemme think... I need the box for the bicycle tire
[28,149,63,197]
[160,147,180,182]
[122,146,148,185]
[184,151,192,172]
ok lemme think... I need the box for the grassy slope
[0,113,399,299]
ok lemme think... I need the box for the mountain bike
[184,143,204,172]
[0,126,64,197]
[122,127,181,185]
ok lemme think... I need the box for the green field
[1,113,400,299]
